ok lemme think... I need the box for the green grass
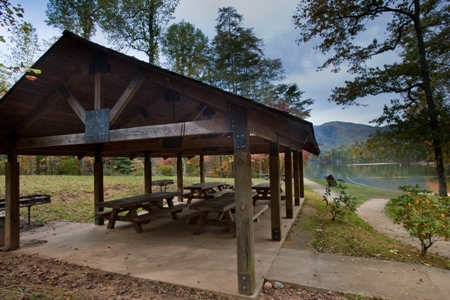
[0,175,266,223]
[285,185,450,270]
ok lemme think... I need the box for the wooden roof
[0,31,320,158]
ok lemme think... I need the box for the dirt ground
[0,217,351,300]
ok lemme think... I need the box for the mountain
[313,121,383,151]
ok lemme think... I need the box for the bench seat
[134,204,188,223]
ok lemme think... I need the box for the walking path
[266,179,450,300]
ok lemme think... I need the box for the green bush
[157,165,174,176]
[386,185,450,256]
[323,179,358,221]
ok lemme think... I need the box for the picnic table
[96,192,185,233]
[183,182,231,204]
[252,182,284,205]
[188,191,268,237]
[0,194,51,227]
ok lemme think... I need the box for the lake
[304,162,450,193]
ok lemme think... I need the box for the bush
[157,165,174,176]
[323,179,358,221]
[386,185,450,256]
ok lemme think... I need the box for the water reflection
[304,162,450,193]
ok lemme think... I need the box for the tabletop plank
[97,192,181,208]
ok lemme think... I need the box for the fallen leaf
[25,75,37,81]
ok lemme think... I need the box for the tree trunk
[413,0,447,196]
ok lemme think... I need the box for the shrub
[386,185,450,256]
[322,179,358,221]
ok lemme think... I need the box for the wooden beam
[110,68,147,126]
[293,150,300,206]
[59,85,86,124]
[94,145,104,225]
[177,154,183,202]
[16,118,231,149]
[200,154,205,183]
[284,147,293,218]
[17,63,89,133]
[94,73,102,109]
[234,152,255,295]
[4,161,20,250]
[269,142,281,241]
[299,150,304,198]
[248,121,278,143]
[144,152,152,194]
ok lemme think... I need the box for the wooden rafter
[59,85,86,124]
[110,68,148,127]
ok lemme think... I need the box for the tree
[0,0,25,43]
[294,0,449,195]
[45,0,98,39]
[161,20,210,80]
[266,83,314,119]
[97,0,180,64]
[211,7,285,98]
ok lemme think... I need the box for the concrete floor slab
[16,199,300,298]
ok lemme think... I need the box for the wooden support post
[284,148,293,218]
[299,150,304,198]
[144,152,152,194]
[269,142,281,241]
[200,154,205,183]
[177,154,183,202]
[5,139,20,249]
[227,101,255,295]
[234,151,255,295]
[293,151,300,206]
[94,145,104,225]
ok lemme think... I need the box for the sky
[1,0,394,126]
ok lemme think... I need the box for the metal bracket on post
[238,273,251,295]
[85,109,110,143]
[272,228,280,241]
[227,101,248,152]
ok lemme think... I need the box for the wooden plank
[234,151,255,295]
[284,147,293,218]
[110,68,147,126]
[293,150,300,206]
[269,142,282,242]
[4,161,20,250]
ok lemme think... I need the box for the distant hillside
[313,121,383,151]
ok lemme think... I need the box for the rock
[273,281,285,289]
[264,281,273,289]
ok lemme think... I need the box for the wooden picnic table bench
[183,182,230,204]
[0,194,51,227]
[96,192,185,233]
[188,191,268,237]
[252,182,285,205]
[152,179,174,191]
